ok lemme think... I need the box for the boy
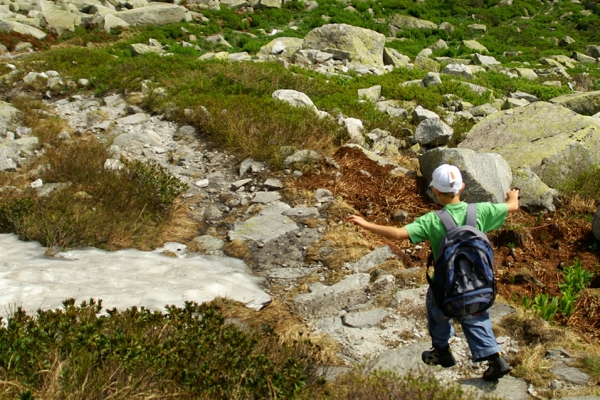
[347,164,520,382]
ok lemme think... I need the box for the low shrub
[0,299,321,399]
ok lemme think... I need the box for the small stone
[195,179,209,188]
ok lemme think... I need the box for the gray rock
[459,376,529,400]
[502,98,530,109]
[412,105,439,122]
[441,63,473,79]
[282,206,319,219]
[422,72,442,87]
[204,205,223,221]
[358,85,381,103]
[342,308,388,328]
[266,267,316,279]
[515,68,538,80]
[394,286,425,304]
[231,178,252,190]
[572,51,596,63]
[419,147,512,204]
[193,235,225,255]
[112,130,162,149]
[258,37,303,58]
[353,245,397,272]
[383,47,411,68]
[205,33,232,47]
[414,118,454,147]
[239,158,265,176]
[511,167,559,212]
[0,20,47,40]
[252,191,281,204]
[389,14,437,32]
[294,273,371,318]
[462,40,488,53]
[272,89,318,112]
[585,44,600,59]
[593,205,600,241]
[130,43,165,56]
[263,178,283,190]
[550,90,600,115]
[303,23,386,67]
[550,363,590,385]
[510,91,538,103]
[283,150,321,166]
[228,214,298,242]
[0,157,17,172]
[470,103,498,117]
[473,53,501,66]
[112,3,190,26]
[459,101,600,189]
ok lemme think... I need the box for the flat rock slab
[252,191,281,204]
[353,245,397,272]
[0,234,271,316]
[228,214,298,242]
[342,308,388,328]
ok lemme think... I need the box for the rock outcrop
[458,102,600,195]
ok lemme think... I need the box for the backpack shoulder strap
[436,203,478,231]
[465,203,477,228]
[435,208,457,231]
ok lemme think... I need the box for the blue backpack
[426,203,496,318]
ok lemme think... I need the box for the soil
[294,146,600,343]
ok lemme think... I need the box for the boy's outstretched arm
[506,188,520,213]
[347,215,410,241]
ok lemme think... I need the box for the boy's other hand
[347,215,368,228]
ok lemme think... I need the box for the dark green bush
[0,299,320,399]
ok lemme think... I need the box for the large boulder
[111,3,191,26]
[549,90,600,115]
[0,20,47,39]
[388,14,437,34]
[458,102,600,190]
[419,147,512,204]
[0,101,20,134]
[39,0,81,34]
[414,118,453,147]
[302,23,385,67]
[511,167,559,213]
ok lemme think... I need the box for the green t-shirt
[404,201,508,260]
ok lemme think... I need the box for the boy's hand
[347,215,368,228]
[506,188,520,212]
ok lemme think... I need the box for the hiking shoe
[482,355,511,382]
[421,348,456,368]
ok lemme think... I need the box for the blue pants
[426,287,503,362]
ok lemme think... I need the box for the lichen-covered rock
[511,167,559,212]
[419,147,512,204]
[258,37,304,58]
[389,14,437,31]
[458,102,600,189]
[549,90,600,115]
[302,23,385,67]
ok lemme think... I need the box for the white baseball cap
[430,164,463,194]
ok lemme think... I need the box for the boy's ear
[459,182,466,193]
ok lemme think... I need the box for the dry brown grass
[223,238,255,264]
[159,197,202,245]
[212,298,343,366]
[305,223,373,273]
[10,95,71,144]
[510,343,554,387]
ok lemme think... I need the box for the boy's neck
[441,196,462,206]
